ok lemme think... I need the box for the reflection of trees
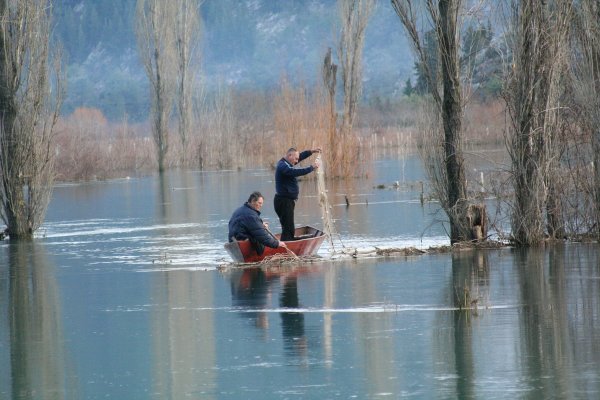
[155,171,209,265]
[323,264,336,366]
[151,172,217,398]
[157,172,172,221]
[450,251,489,399]
[350,266,397,396]
[433,250,489,398]
[158,171,198,222]
[570,245,600,372]
[5,242,75,398]
[516,245,575,398]
[151,268,216,398]
[279,276,308,358]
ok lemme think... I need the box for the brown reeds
[54,108,155,181]
[53,76,375,182]
[272,77,368,178]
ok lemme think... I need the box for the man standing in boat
[274,147,321,241]
[229,191,287,255]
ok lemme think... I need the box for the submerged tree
[338,0,374,136]
[174,0,201,167]
[322,47,337,171]
[335,0,374,177]
[135,0,177,173]
[570,0,600,239]
[393,0,485,244]
[0,0,63,239]
[503,0,571,244]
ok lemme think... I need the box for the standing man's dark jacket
[275,150,315,200]
[228,202,278,254]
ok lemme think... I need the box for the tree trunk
[322,48,338,172]
[507,0,569,245]
[136,0,177,175]
[594,138,600,239]
[439,0,468,243]
[0,0,59,239]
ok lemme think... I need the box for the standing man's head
[284,147,300,165]
[247,191,264,211]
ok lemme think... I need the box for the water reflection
[230,267,274,332]
[349,264,398,396]
[279,275,307,358]
[157,172,171,221]
[150,267,217,399]
[516,245,575,398]
[150,174,217,398]
[450,251,490,399]
[8,164,600,398]
[3,242,75,399]
[431,245,600,398]
[229,267,310,359]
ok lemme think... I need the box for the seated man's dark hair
[247,191,263,203]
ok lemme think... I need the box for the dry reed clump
[50,83,490,183]
[52,94,508,185]
[463,99,505,148]
[54,108,155,181]
[271,78,370,178]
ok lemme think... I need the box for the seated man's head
[247,191,264,211]
[285,147,300,165]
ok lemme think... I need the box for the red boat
[224,226,326,263]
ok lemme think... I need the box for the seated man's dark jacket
[228,203,278,253]
[275,150,314,200]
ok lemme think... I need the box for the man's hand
[278,241,287,248]
[313,157,321,169]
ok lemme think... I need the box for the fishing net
[315,155,343,252]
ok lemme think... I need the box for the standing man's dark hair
[274,147,321,241]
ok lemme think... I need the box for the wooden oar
[265,224,298,259]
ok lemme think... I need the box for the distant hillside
[53,0,413,121]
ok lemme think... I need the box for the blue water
[1,158,599,399]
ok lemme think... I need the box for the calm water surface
[1,157,599,399]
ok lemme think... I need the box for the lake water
[1,157,600,399]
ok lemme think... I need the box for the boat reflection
[230,267,276,331]
[229,266,314,359]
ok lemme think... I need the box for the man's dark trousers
[274,194,296,241]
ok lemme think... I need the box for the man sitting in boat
[228,191,288,255]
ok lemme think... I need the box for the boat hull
[224,226,326,263]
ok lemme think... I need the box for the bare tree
[570,0,600,238]
[393,0,480,243]
[174,0,202,166]
[136,0,177,174]
[203,83,240,170]
[326,0,375,176]
[503,0,571,244]
[322,47,338,167]
[0,0,62,239]
[336,0,374,175]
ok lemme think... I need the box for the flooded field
[1,157,599,399]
